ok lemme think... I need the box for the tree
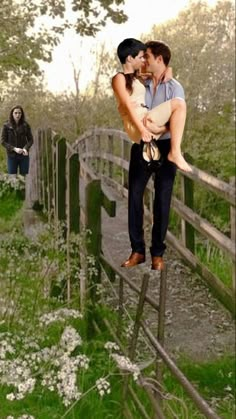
[143,0,235,115]
[141,1,235,178]
[0,0,127,82]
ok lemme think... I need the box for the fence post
[96,133,101,175]
[156,266,167,406]
[41,129,48,212]
[108,134,114,180]
[68,152,80,234]
[55,137,67,225]
[84,178,102,337]
[85,179,102,285]
[181,153,195,253]
[37,129,44,206]
[230,177,235,293]
[51,134,58,221]
[122,139,129,191]
[25,131,40,209]
[45,128,53,221]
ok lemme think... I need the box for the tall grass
[0,179,234,419]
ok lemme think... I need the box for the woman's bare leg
[168,98,192,172]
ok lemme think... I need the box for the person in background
[1,105,33,175]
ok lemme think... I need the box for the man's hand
[22,148,28,156]
[14,147,23,154]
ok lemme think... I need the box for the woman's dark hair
[9,105,25,126]
[145,41,171,66]
[117,38,146,64]
[123,71,144,93]
[117,38,146,93]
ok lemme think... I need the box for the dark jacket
[1,121,34,157]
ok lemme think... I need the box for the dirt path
[101,186,235,361]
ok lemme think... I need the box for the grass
[0,181,235,419]
[0,190,24,218]
[195,238,233,288]
[162,355,235,418]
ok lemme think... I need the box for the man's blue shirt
[145,78,185,140]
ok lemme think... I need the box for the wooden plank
[172,196,235,261]
[68,153,80,234]
[85,179,102,303]
[181,154,195,252]
[108,134,114,180]
[182,166,235,206]
[101,184,116,217]
[74,128,235,204]
[230,177,235,292]
[42,130,48,211]
[166,231,235,315]
[55,137,66,222]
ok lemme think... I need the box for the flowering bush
[0,174,25,198]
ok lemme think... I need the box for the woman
[1,105,33,175]
[112,38,191,172]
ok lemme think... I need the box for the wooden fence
[72,128,235,315]
[25,127,234,418]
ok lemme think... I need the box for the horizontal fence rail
[73,128,235,315]
[25,127,234,418]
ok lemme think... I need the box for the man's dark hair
[117,38,146,64]
[145,40,171,66]
[9,105,25,126]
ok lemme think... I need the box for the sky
[40,0,220,94]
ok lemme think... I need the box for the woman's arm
[112,73,152,142]
[24,123,34,150]
[1,124,14,152]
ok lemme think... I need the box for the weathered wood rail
[72,128,235,315]
[25,127,233,418]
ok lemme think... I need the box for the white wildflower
[60,326,82,353]
[104,341,119,352]
[96,378,111,397]
[39,308,82,326]
[111,354,140,380]
[6,392,16,401]
[76,354,89,369]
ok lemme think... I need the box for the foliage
[141,0,235,178]
[0,175,25,230]
[163,354,235,418]
[0,173,25,197]
[0,0,127,83]
[143,0,235,114]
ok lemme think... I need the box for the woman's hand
[14,147,23,154]
[22,148,28,156]
[161,66,173,83]
[140,126,153,142]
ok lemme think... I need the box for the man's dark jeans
[7,155,29,175]
[128,140,176,257]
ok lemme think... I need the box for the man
[121,40,186,270]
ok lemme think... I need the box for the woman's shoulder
[21,121,31,129]
[112,72,125,81]
[3,121,12,129]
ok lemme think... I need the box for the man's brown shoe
[121,252,145,268]
[151,256,164,271]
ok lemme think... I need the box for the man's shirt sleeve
[167,79,185,100]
